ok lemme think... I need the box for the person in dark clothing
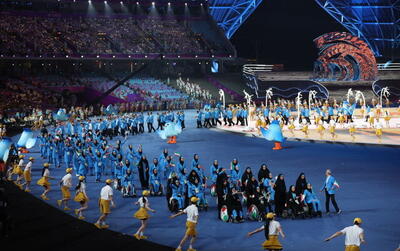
[217,167,228,182]
[245,176,259,209]
[216,175,230,220]
[187,170,200,186]
[227,187,244,223]
[258,164,271,186]
[274,174,286,217]
[295,173,307,195]
[241,167,253,192]
[286,185,305,217]
[137,156,150,189]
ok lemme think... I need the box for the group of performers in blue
[39,108,323,223]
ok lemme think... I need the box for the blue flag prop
[260,120,285,143]
[0,137,12,162]
[157,122,182,140]
[17,128,37,149]
[17,128,33,147]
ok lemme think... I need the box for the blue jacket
[321,175,338,195]
[304,189,319,204]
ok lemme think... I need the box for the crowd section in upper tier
[0,13,231,57]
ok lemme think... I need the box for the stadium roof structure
[315,0,400,59]
[209,0,264,39]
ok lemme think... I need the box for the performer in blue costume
[260,120,285,150]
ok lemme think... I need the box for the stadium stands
[0,12,234,58]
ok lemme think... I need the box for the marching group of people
[1,101,378,251]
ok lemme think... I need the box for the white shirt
[341,225,364,246]
[24,161,32,172]
[183,204,199,223]
[43,169,50,177]
[61,173,73,188]
[138,197,149,208]
[262,220,281,235]
[100,185,113,200]
[77,182,86,193]
[18,159,24,167]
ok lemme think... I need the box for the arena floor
[16,110,400,251]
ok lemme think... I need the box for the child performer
[349,123,356,142]
[384,110,391,128]
[13,155,25,188]
[301,121,309,138]
[317,122,325,139]
[169,197,200,251]
[329,121,337,140]
[37,163,54,200]
[74,176,89,220]
[288,118,295,137]
[22,157,34,192]
[375,121,383,143]
[95,179,115,229]
[247,212,285,251]
[133,190,156,240]
[324,218,365,251]
[57,168,73,211]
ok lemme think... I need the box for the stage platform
[214,111,400,147]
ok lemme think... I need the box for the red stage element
[313,32,378,81]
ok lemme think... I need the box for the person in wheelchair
[245,176,264,221]
[170,179,185,212]
[149,168,163,196]
[303,183,322,217]
[286,185,306,219]
[122,168,136,197]
[227,187,245,223]
[188,178,208,210]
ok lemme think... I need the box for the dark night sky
[230,0,346,70]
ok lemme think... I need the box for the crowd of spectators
[0,13,230,56]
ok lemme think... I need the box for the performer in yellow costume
[74,176,89,220]
[57,168,73,211]
[22,157,34,192]
[13,155,25,189]
[301,121,309,138]
[37,163,54,200]
[383,110,391,128]
[375,122,383,143]
[247,213,285,251]
[325,218,365,251]
[288,118,295,136]
[133,190,156,240]
[95,179,115,229]
[329,121,337,140]
[170,197,200,251]
[348,123,356,142]
[317,122,325,139]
